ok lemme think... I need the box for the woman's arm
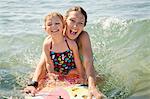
[78,31,104,99]
[78,31,96,87]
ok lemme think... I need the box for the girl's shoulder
[43,36,52,47]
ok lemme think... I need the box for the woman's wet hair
[65,6,87,26]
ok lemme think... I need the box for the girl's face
[45,16,64,37]
[66,11,85,40]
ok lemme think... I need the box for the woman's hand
[88,87,104,99]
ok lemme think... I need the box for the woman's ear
[63,16,67,21]
[63,25,67,36]
[63,21,67,29]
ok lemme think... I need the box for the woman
[24,6,103,99]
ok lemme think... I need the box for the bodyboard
[25,84,96,99]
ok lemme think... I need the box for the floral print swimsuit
[51,49,76,75]
[49,39,80,83]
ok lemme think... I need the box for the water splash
[87,18,150,99]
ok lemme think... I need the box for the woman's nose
[73,23,77,28]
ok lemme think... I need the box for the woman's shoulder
[78,31,90,43]
[81,30,89,35]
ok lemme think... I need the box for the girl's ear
[42,24,46,31]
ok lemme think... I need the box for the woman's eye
[79,22,84,25]
[55,22,60,25]
[77,22,84,26]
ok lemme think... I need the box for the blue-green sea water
[0,0,150,99]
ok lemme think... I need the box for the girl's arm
[32,51,46,82]
[32,36,51,82]
[43,39,53,73]
[32,37,53,81]
[68,39,85,82]
[23,37,50,96]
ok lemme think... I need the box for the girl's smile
[45,16,63,36]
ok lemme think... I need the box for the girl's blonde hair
[44,12,65,28]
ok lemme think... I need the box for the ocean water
[0,0,150,99]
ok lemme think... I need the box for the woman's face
[66,11,85,40]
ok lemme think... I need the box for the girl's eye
[48,24,52,26]
[70,19,75,22]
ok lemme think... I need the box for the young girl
[43,12,85,84]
